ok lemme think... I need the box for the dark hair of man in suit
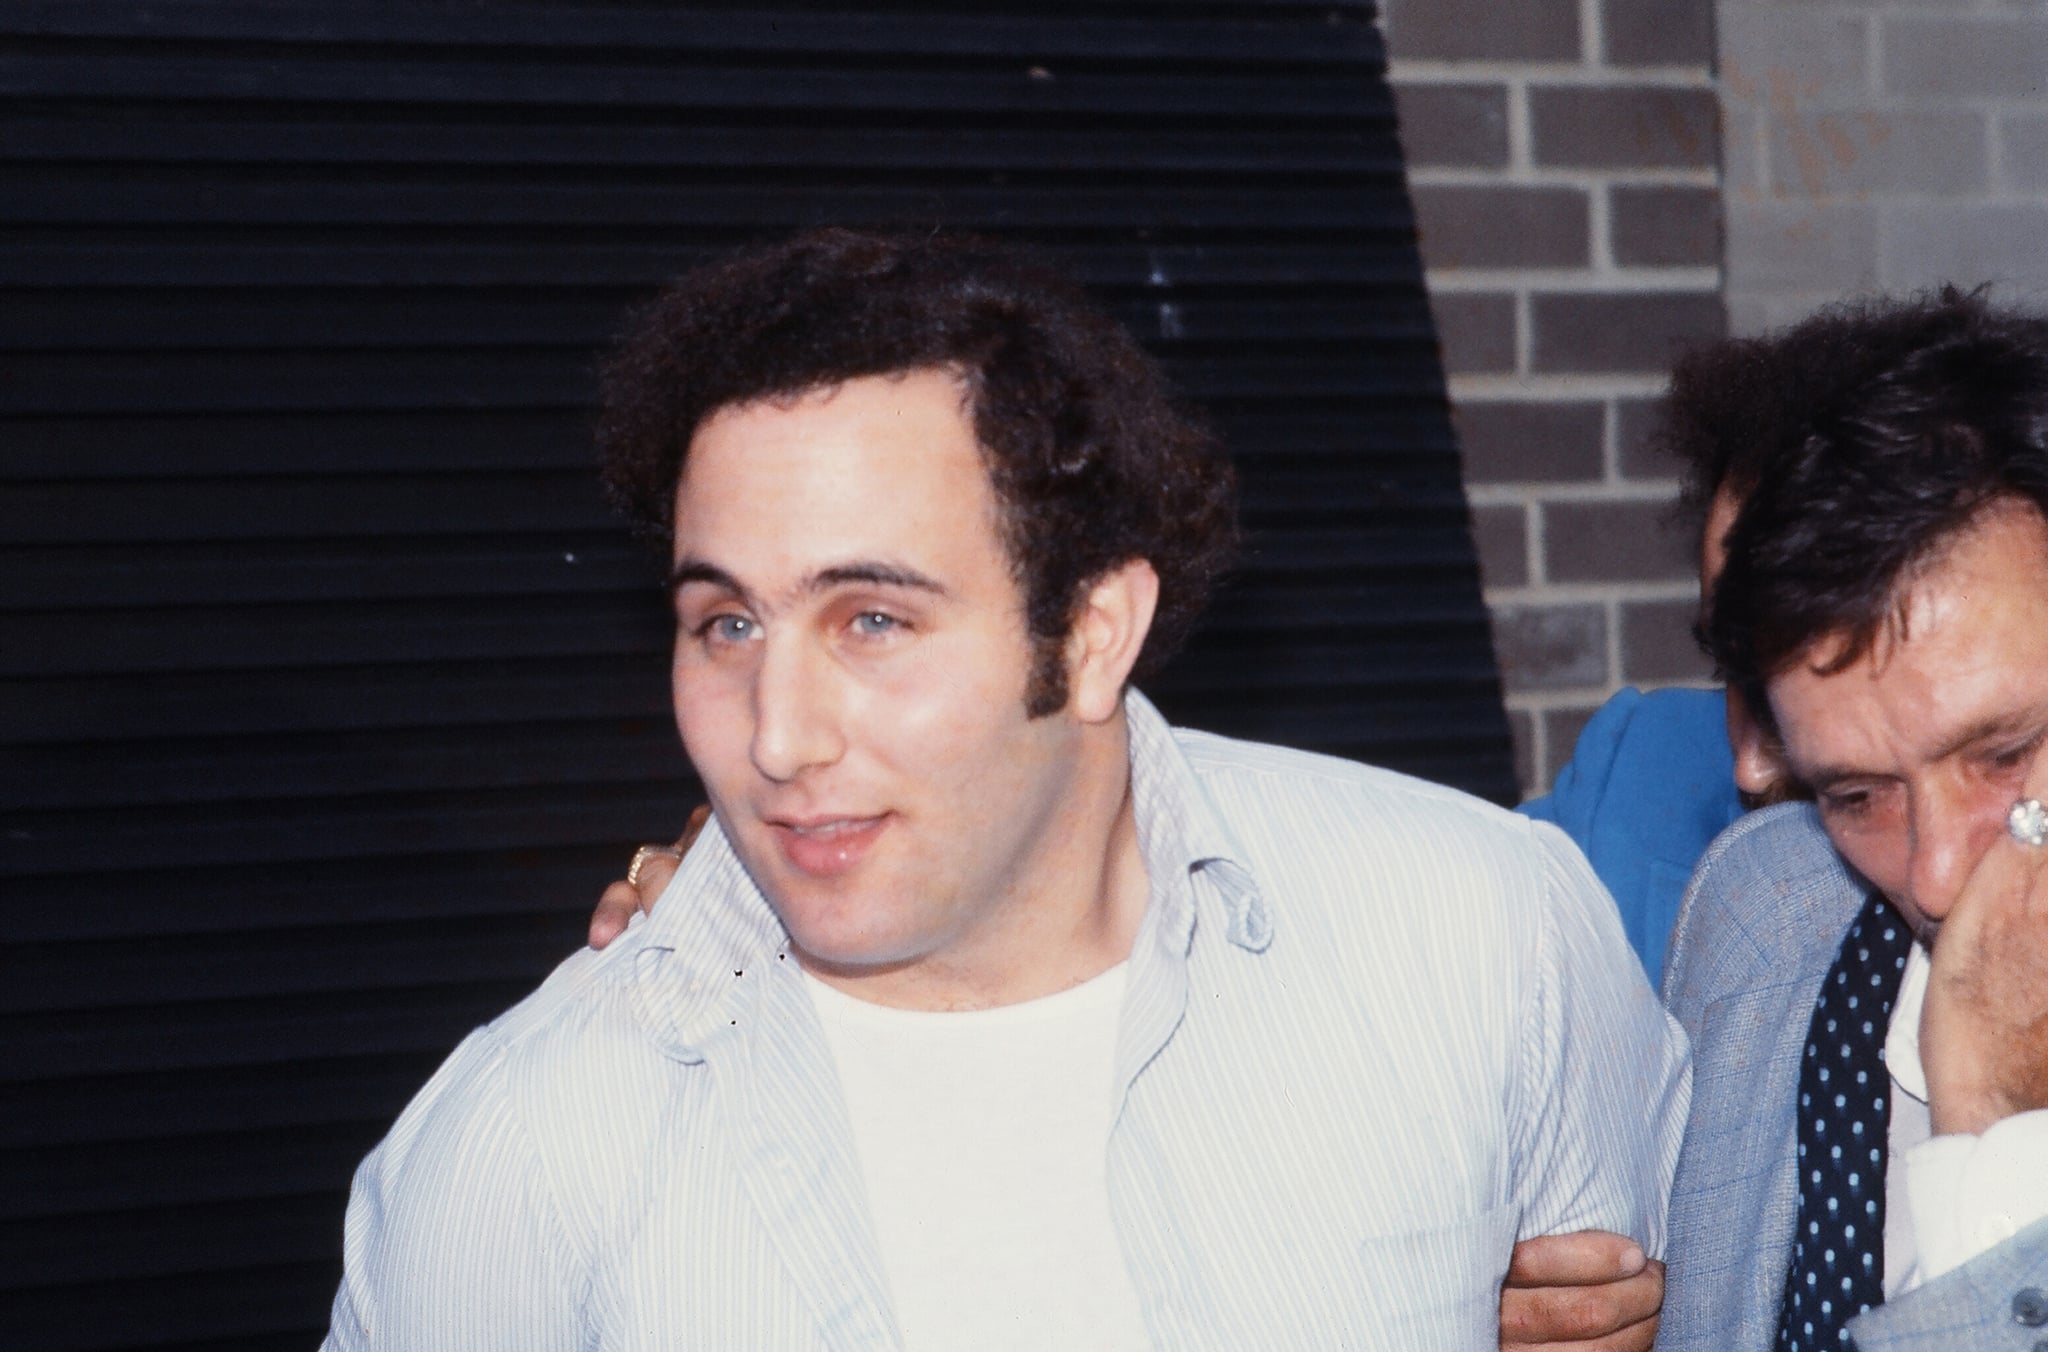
[1662,288,2048,739]
[596,227,1239,716]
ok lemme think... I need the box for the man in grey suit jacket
[1654,291,2048,1351]
[1664,804,2048,1350]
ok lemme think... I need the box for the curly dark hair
[1673,288,2048,735]
[596,228,1238,715]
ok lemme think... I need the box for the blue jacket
[1519,687,1742,990]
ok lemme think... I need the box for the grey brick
[1723,294,1777,340]
[2001,113,2048,193]
[1720,103,1766,197]
[1885,16,2048,99]
[1509,707,1538,802]
[1490,603,1609,692]
[1531,291,1725,375]
[1620,598,1713,682]
[1469,504,1529,589]
[1727,292,1844,338]
[1611,185,1722,268]
[1604,0,1714,67]
[1454,400,1605,484]
[1879,203,2048,295]
[1382,0,1580,62]
[1430,292,1517,375]
[1391,82,1510,170]
[1724,201,1879,292]
[1413,185,1590,270]
[1718,11,1871,104]
[1544,498,1693,584]
[1530,85,1720,170]
[1617,396,1682,482]
[1539,704,1605,796]
[1767,109,1988,198]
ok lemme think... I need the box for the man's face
[668,368,1106,996]
[1765,500,2048,937]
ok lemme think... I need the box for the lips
[767,813,887,878]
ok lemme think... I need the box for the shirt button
[2015,1286,2048,1327]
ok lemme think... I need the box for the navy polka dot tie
[1774,891,1913,1351]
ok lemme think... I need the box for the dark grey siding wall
[0,4,1509,1346]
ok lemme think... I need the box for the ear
[1726,688,1789,801]
[1065,558,1160,725]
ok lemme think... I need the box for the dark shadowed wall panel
[0,3,1509,1346]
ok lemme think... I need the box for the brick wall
[1381,0,1726,797]
[1719,0,2048,336]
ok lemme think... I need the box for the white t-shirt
[1885,940,2048,1294]
[806,964,1151,1352]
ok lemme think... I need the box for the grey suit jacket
[1658,803,2048,1351]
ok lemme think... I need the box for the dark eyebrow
[1931,710,2048,762]
[668,558,745,596]
[666,557,948,601]
[809,562,948,597]
[1799,709,2048,793]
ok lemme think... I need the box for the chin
[765,891,918,968]
[783,924,929,980]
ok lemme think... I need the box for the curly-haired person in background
[321,229,1687,1350]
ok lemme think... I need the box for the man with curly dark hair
[322,229,1685,1351]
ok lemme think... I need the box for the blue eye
[699,614,756,643]
[851,612,899,637]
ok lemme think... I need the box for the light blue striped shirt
[324,693,1689,1349]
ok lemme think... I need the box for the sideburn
[1023,631,1069,718]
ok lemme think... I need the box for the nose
[748,635,844,783]
[1903,783,2007,926]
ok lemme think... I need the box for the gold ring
[626,843,684,888]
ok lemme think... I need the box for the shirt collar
[626,815,791,1062]
[1886,940,1932,1102]
[1122,690,1270,953]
